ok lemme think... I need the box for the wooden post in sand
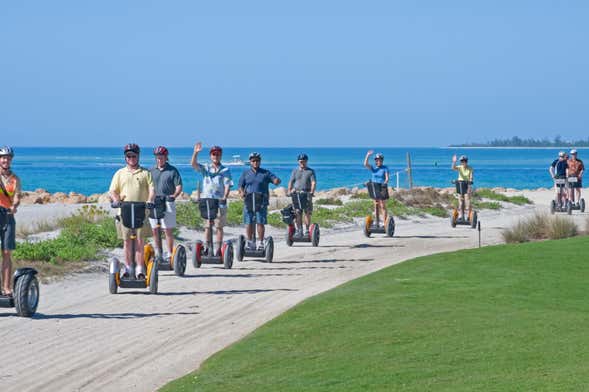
[406,152,413,189]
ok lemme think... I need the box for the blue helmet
[297,153,308,161]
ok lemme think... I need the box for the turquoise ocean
[11,147,587,195]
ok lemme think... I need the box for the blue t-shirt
[551,159,568,178]
[238,168,278,204]
[368,165,389,184]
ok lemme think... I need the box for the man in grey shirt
[149,146,183,260]
[287,153,317,236]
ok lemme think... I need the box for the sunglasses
[126,154,138,159]
[250,159,261,162]
[211,152,221,156]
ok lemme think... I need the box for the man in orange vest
[0,147,21,296]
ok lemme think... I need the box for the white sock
[136,265,144,276]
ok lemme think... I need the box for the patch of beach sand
[1,191,587,391]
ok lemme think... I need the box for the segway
[150,196,186,276]
[108,201,158,294]
[565,176,585,214]
[550,177,569,214]
[236,193,274,262]
[0,208,39,317]
[450,180,478,228]
[282,191,320,246]
[363,181,395,237]
[191,198,234,269]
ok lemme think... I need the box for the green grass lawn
[162,235,589,391]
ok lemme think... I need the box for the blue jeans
[243,206,268,225]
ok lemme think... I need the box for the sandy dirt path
[0,199,586,391]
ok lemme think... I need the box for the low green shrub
[175,202,203,229]
[419,206,448,218]
[476,189,532,205]
[473,201,502,210]
[315,198,343,206]
[14,206,121,263]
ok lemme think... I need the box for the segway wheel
[581,199,586,213]
[363,215,372,237]
[311,224,320,247]
[173,244,187,277]
[149,259,159,294]
[385,216,395,237]
[236,235,245,262]
[222,242,234,269]
[471,211,478,229]
[109,273,118,294]
[192,241,203,268]
[265,237,274,263]
[14,273,39,317]
[567,201,573,215]
[286,225,295,247]
[550,200,556,214]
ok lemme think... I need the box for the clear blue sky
[1,1,588,147]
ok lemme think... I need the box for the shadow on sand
[32,311,200,320]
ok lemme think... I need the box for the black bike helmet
[374,153,384,160]
[124,143,140,154]
[297,153,308,161]
[249,152,261,160]
[0,146,14,157]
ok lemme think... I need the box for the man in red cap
[191,142,233,255]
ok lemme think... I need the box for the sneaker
[296,229,303,237]
[216,248,222,257]
[247,240,255,250]
[136,266,145,280]
[257,241,265,250]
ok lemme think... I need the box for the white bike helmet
[0,146,14,157]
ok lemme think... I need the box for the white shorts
[148,201,177,229]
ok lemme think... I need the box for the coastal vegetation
[14,205,120,264]
[451,135,589,147]
[502,213,579,243]
[13,188,532,264]
[161,236,589,392]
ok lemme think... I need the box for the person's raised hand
[194,142,203,154]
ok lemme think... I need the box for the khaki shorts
[207,206,227,229]
[116,218,152,240]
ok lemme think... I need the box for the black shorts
[455,181,470,195]
[0,214,16,251]
[569,179,583,188]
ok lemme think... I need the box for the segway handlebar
[451,180,473,185]
[110,201,155,209]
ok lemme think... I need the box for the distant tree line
[451,136,589,147]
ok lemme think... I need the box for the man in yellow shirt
[109,143,155,279]
[451,154,474,221]
[0,147,21,296]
